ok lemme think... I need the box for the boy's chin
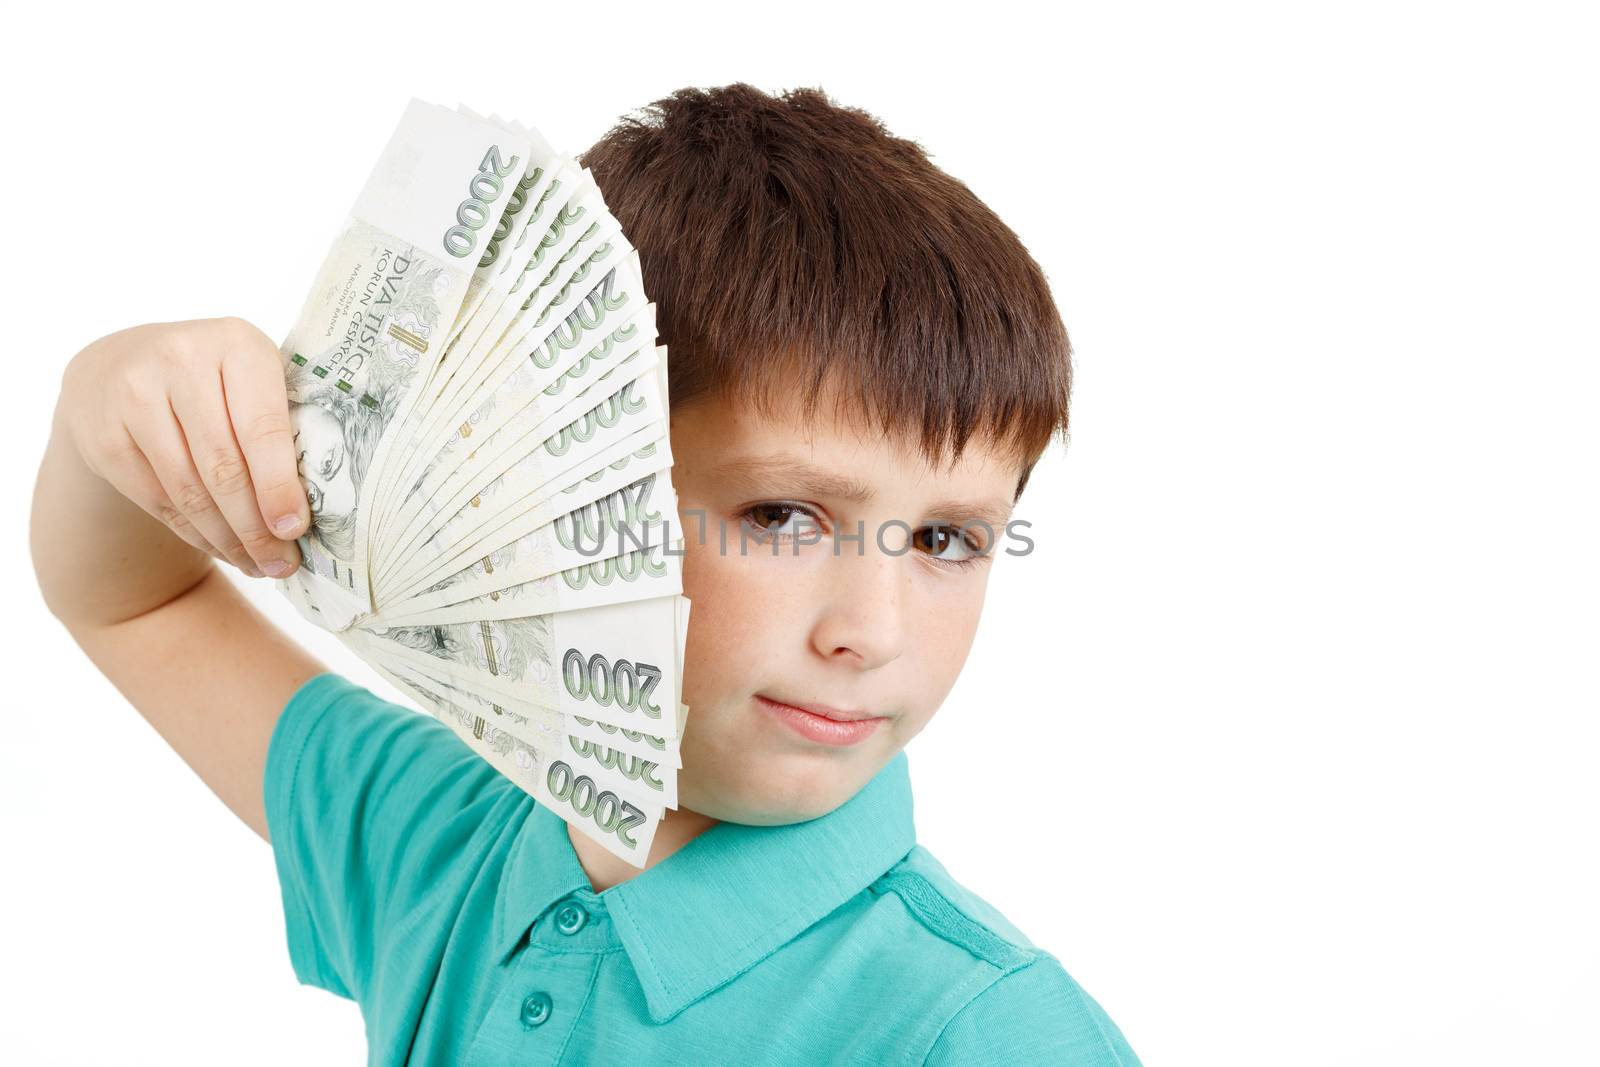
[680,747,888,827]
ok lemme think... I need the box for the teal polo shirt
[265,672,1141,1065]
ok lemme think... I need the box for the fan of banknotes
[270,98,689,869]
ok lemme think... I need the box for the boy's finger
[217,321,308,541]
[170,371,298,578]
[126,403,260,577]
[104,426,230,563]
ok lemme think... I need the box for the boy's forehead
[672,388,1020,515]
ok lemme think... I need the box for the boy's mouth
[757,694,878,721]
[754,694,887,747]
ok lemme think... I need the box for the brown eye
[741,503,818,542]
[749,504,793,531]
[915,524,984,565]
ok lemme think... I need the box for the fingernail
[263,559,296,578]
[273,514,304,537]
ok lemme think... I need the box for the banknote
[344,593,685,739]
[377,471,678,622]
[280,100,533,629]
[273,98,690,871]
[370,534,683,628]
[379,413,673,605]
[376,294,657,566]
[369,173,627,542]
[367,652,679,809]
[365,657,664,865]
[375,303,661,580]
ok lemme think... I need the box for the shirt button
[554,901,589,935]
[520,991,553,1029]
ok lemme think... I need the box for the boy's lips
[756,694,879,722]
[754,694,887,747]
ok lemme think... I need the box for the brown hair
[578,83,1072,500]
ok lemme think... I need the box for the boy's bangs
[703,345,1050,486]
[579,82,1072,499]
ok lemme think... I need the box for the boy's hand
[58,316,309,580]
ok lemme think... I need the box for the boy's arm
[30,319,327,843]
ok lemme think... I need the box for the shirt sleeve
[262,671,509,1001]
[923,955,1142,1067]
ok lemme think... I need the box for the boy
[31,83,1141,1064]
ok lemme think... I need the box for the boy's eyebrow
[713,456,876,503]
[711,454,1015,526]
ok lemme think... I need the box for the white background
[4,2,1595,1064]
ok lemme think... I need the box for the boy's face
[668,380,1022,826]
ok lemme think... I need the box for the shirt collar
[491,750,918,1023]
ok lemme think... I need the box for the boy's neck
[567,804,720,892]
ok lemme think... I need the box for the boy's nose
[809,545,909,670]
